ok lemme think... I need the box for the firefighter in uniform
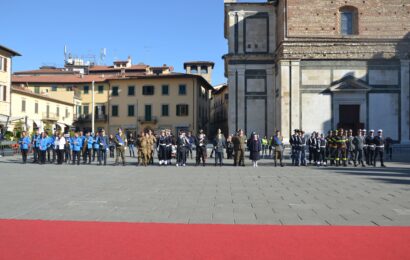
[373,129,386,167]
[335,129,348,167]
[329,130,338,166]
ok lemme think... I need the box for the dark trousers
[109,146,115,158]
[196,147,207,165]
[354,149,364,165]
[84,148,92,163]
[92,148,98,161]
[57,149,64,164]
[21,149,28,163]
[39,150,47,164]
[65,148,71,162]
[52,148,57,163]
[308,148,314,163]
[72,151,81,165]
[215,151,223,166]
[367,149,375,165]
[373,148,384,166]
[98,149,107,165]
[33,147,39,163]
[319,148,326,164]
[47,147,52,162]
[178,147,187,165]
[274,147,283,166]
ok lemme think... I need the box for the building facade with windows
[210,84,229,137]
[0,45,21,132]
[11,60,214,135]
[224,0,410,143]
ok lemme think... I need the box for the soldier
[71,131,82,166]
[147,129,157,165]
[347,129,355,165]
[113,128,127,166]
[213,129,226,167]
[307,132,317,165]
[195,129,208,166]
[232,129,246,167]
[97,129,109,166]
[318,133,327,166]
[138,132,149,166]
[289,129,300,166]
[18,131,31,164]
[272,130,284,167]
[157,130,168,166]
[352,129,366,167]
[373,129,386,167]
[31,128,40,163]
[365,130,376,166]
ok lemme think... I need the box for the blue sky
[1,0,251,85]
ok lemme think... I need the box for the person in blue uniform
[39,132,51,164]
[96,129,109,166]
[71,132,83,165]
[31,128,40,163]
[18,131,31,164]
[92,133,99,162]
[83,132,94,164]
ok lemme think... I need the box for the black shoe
[381,164,386,167]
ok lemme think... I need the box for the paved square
[0,155,409,226]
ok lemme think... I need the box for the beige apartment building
[11,59,214,135]
[10,86,74,132]
[0,44,21,133]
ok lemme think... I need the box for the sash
[116,134,124,145]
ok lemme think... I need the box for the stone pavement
[0,155,409,226]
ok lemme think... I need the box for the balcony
[138,116,158,124]
[42,112,59,121]
[75,114,108,122]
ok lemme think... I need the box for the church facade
[224,0,410,143]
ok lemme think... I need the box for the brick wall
[284,0,410,39]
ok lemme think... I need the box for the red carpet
[0,220,409,260]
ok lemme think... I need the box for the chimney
[127,56,132,68]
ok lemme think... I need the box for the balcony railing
[75,114,108,122]
[42,112,59,121]
[138,116,158,124]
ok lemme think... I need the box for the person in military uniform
[352,129,366,167]
[272,130,284,167]
[373,129,386,167]
[195,129,208,166]
[365,130,376,166]
[138,132,149,166]
[335,129,348,167]
[318,133,327,166]
[290,129,302,166]
[213,129,226,167]
[347,129,355,165]
[157,130,168,166]
[307,132,317,165]
[113,128,127,166]
[232,129,246,167]
[31,128,40,163]
[147,129,157,165]
[18,131,31,164]
[329,130,338,166]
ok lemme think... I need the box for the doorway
[338,105,363,133]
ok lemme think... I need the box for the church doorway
[338,105,363,133]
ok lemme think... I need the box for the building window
[179,85,187,95]
[34,102,39,114]
[224,93,229,100]
[83,85,89,94]
[34,86,40,94]
[51,85,57,92]
[128,86,135,96]
[56,107,60,117]
[162,85,169,95]
[83,105,89,115]
[112,105,119,117]
[98,85,104,94]
[0,57,3,71]
[191,66,198,74]
[65,108,69,118]
[1,85,6,101]
[128,105,135,117]
[201,66,208,74]
[143,85,154,95]
[112,86,119,96]
[340,6,358,35]
[161,104,169,117]
[176,104,189,116]
[21,100,26,112]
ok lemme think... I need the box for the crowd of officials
[16,126,392,168]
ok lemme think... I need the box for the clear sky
[1,0,252,85]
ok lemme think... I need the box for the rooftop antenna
[100,48,107,65]
[64,45,68,62]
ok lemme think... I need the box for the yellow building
[0,44,21,132]
[11,59,214,135]
[10,86,75,133]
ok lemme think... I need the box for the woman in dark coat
[248,132,262,167]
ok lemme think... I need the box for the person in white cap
[374,129,386,167]
[362,129,368,164]
[365,130,376,165]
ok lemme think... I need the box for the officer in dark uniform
[31,127,40,163]
[195,129,208,166]
[290,129,301,166]
[365,130,376,166]
[373,129,386,167]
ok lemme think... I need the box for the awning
[57,123,67,130]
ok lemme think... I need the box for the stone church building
[224,0,410,143]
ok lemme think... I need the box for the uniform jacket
[19,136,31,150]
[213,134,226,152]
[114,133,127,148]
[72,137,83,152]
[232,135,246,151]
[352,136,365,151]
